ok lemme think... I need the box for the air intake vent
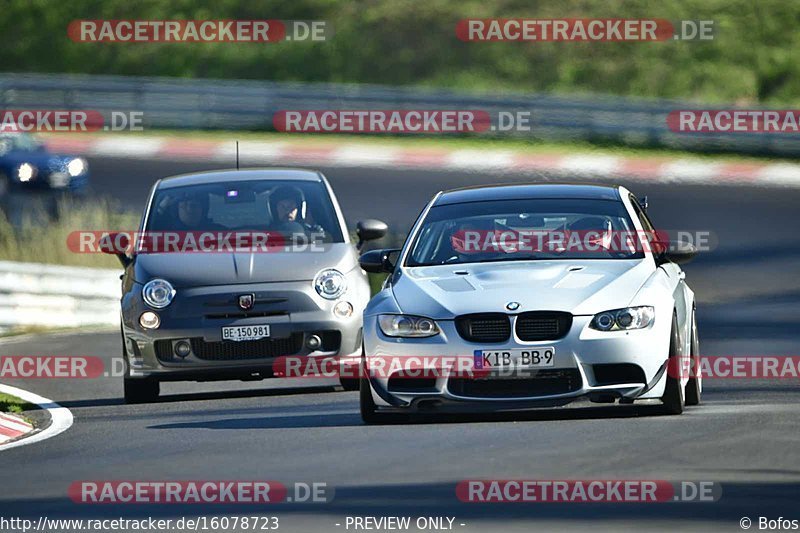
[515,311,572,341]
[455,313,511,343]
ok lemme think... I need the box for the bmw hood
[133,243,358,287]
[392,259,655,318]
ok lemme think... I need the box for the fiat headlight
[142,279,175,309]
[314,269,347,300]
[378,314,440,338]
[590,306,654,331]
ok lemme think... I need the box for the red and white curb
[0,411,32,443]
[0,383,73,451]
[44,136,800,188]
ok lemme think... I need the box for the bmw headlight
[17,163,36,182]
[67,158,87,177]
[590,306,654,331]
[142,279,175,309]
[314,269,347,300]
[378,314,440,338]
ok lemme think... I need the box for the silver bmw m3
[358,183,700,423]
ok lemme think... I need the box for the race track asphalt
[0,156,799,532]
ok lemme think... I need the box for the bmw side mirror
[638,196,649,211]
[657,238,696,265]
[665,239,697,265]
[355,219,388,250]
[359,248,399,274]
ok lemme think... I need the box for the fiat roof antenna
[235,141,240,170]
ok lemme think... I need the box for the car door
[630,195,690,357]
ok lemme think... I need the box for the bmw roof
[157,168,324,189]
[434,183,622,206]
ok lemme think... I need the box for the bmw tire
[661,312,685,415]
[684,311,702,406]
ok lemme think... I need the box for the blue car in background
[0,131,89,197]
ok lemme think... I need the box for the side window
[630,194,666,255]
[629,195,655,232]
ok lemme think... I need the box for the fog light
[139,311,160,329]
[174,340,191,358]
[306,334,322,350]
[333,301,354,318]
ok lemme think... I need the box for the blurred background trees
[2,0,798,104]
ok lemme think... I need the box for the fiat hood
[133,243,357,287]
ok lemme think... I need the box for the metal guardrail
[0,260,120,331]
[1,73,798,157]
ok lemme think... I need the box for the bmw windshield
[406,198,645,266]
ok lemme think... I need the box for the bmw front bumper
[363,313,672,411]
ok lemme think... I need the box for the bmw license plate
[474,348,555,370]
[221,324,271,342]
